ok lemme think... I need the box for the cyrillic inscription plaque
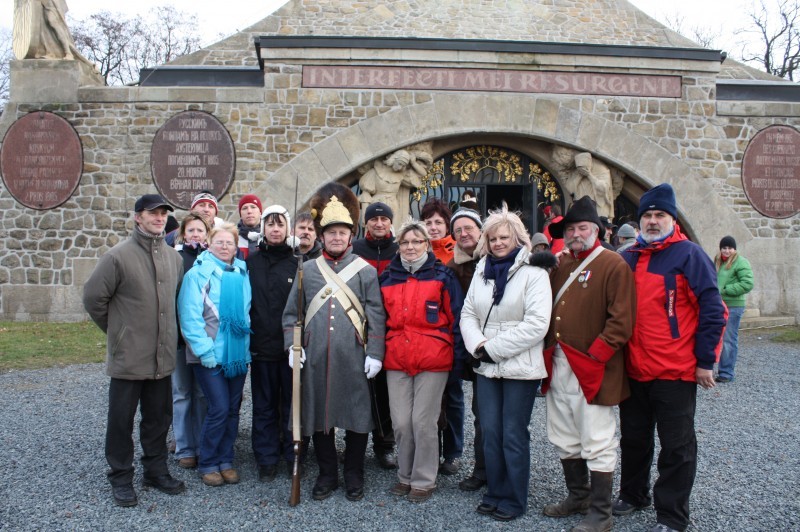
[742,125,800,219]
[0,111,83,210]
[151,111,235,209]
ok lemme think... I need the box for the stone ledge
[717,100,800,117]
[77,87,266,104]
[740,316,797,330]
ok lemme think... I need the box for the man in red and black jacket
[615,183,726,532]
[352,201,399,469]
[352,202,398,276]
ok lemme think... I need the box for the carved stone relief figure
[550,145,623,220]
[358,141,434,224]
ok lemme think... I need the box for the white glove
[364,356,382,379]
[288,346,306,369]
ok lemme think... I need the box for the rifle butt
[289,443,302,506]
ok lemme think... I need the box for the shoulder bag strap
[553,246,605,306]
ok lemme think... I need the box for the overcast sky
[0,1,763,58]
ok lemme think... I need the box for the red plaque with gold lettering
[150,111,236,209]
[0,111,83,210]
[741,125,800,219]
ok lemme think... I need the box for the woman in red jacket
[380,220,464,503]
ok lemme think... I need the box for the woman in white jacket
[460,205,552,522]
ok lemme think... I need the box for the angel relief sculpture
[358,142,434,224]
[550,145,624,220]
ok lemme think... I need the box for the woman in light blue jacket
[178,223,252,487]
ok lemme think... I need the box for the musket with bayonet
[289,177,304,507]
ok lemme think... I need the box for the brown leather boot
[570,470,613,532]
[543,458,591,517]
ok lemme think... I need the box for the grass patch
[770,326,800,343]
[0,321,106,373]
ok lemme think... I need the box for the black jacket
[247,241,299,361]
[176,243,204,347]
[352,233,398,276]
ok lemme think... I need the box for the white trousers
[546,347,618,472]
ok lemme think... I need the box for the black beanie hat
[720,236,736,250]
[548,196,603,239]
[364,202,393,223]
[638,183,678,220]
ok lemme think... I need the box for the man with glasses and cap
[83,194,186,507]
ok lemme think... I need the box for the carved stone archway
[254,93,750,253]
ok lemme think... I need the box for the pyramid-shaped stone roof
[175,0,704,67]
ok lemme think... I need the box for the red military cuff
[588,337,615,364]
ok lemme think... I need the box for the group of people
[84,181,747,532]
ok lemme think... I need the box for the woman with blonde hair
[460,204,552,521]
[178,222,252,487]
[380,219,464,503]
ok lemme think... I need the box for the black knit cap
[364,202,393,222]
[548,196,603,239]
[720,235,736,250]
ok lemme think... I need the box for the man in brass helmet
[283,183,387,503]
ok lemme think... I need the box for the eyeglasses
[398,239,427,248]
[453,226,478,236]
[211,241,235,248]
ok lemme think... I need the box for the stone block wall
[1,61,798,321]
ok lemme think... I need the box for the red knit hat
[238,194,263,214]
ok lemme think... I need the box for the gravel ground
[1,330,798,531]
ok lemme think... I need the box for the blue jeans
[718,306,744,380]
[477,375,539,517]
[441,369,464,460]
[171,346,207,459]
[250,359,293,466]
[193,365,246,475]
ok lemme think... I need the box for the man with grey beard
[541,196,636,532]
[615,184,726,532]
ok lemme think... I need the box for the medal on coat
[578,270,592,286]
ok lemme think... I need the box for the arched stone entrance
[407,145,564,236]
[254,93,750,252]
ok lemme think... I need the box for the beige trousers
[546,347,618,472]
[387,370,448,489]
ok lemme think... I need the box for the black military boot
[570,470,613,532]
[543,458,591,517]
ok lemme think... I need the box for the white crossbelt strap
[553,246,605,306]
[304,256,369,340]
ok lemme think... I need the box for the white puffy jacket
[460,248,552,380]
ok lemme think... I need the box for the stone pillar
[9,59,103,103]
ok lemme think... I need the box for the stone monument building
[0,0,798,322]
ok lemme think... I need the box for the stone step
[740,316,796,330]
[743,308,760,319]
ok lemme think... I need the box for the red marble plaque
[0,111,83,210]
[303,66,682,98]
[150,111,236,210]
[742,125,800,219]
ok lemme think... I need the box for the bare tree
[1,28,12,110]
[738,0,800,80]
[72,12,138,85]
[72,5,201,86]
[663,13,721,49]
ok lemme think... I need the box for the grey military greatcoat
[283,248,386,436]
